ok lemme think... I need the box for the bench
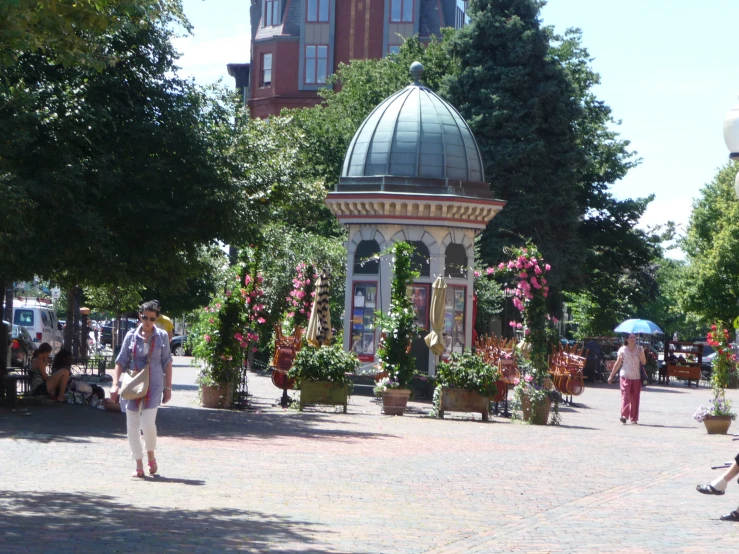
[1,367,32,408]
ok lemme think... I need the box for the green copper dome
[341,73,485,183]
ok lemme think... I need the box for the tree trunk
[72,287,81,358]
[4,285,12,323]
[64,286,75,350]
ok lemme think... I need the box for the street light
[723,98,739,198]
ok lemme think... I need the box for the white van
[12,298,64,355]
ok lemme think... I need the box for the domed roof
[341,66,485,184]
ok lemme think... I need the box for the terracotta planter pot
[520,394,551,425]
[381,389,411,415]
[703,415,733,435]
[200,384,233,409]
[299,381,348,413]
[439,387,489,421]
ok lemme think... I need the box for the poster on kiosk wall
[351,283,377,361]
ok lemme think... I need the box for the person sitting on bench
[29,343,70,402]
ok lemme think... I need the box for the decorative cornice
[325,192,505,231]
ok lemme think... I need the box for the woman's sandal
[132,468,145,478]
[696,484,725,495]
[720,511,739,522]
[148,459,158,475]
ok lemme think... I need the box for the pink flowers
[545,264,551,271]
[204,334,211,343]
[486,267,495,275]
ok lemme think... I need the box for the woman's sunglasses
[140,316,158,322]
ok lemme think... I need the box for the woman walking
[608,334,646,424]
[110,300,173,478]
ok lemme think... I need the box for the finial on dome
[410,61,424,85]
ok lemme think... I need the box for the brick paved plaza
[2,357,739,553]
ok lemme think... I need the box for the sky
[174,0,739,257]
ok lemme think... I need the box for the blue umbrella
[614,319,664,335]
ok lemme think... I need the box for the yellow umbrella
[306,270,332,347]
[424,276,447,356]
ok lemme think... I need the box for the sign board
[733,315,739,329]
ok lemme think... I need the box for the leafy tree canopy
[678,162,739,327]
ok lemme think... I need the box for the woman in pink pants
[608,334,646,424]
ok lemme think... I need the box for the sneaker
[620,417,626,424]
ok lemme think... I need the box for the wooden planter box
[667,364,700,386]
[299,381,348,413]
[201,384,233,409]
[439,387,489,421]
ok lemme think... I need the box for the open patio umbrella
[614,319,664,335]
[424,276,447,356]
[306,270,332,347]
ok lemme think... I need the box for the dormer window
[307,0,329,22]
[264,0,280,26]
[390,0,413,22]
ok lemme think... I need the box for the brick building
[235,0,470,118]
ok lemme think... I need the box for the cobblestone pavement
[2,357,739,553]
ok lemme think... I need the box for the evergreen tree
[443,0,585,297]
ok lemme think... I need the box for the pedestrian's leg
[620,377,630,422]
[630,379,641,423]
[126,408,144,476]
[141,407,159,473]
[45,369,70,401]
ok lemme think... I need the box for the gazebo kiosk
[326,63,506,376]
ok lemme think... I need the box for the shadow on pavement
[0,490,353,553]
[0,405,398,444]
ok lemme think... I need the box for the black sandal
[696,484,725,495]
[720,511,739,522]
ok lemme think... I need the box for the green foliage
[0,0,186,74]
[0,14,240,292]
[435,350,500,397]
[376,242,419,389]
[288,344,359,387]
[259,223,347,336]
[83,284,143,316]
[679,162,739,327]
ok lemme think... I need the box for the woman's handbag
[120,334,156,401]
[640,363,649,386]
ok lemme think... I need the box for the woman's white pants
[126,407,158,459]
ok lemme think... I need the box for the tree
[1,15,240,296]
[443,0,585,296]
[678,162,739,327]
[0,0,184,73]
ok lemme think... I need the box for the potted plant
[485,242,560,425]
[375,241,419,416]
[288,344,359,412]
[192,266,267,408]
[433,350,500,421]
[693,324,737,434]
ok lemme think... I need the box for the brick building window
[260,53,272,87]
[307,0,329,22]
[455,0,470,29]
[264,0,280,26]
[305,45,328,84]
[390,0,413,22]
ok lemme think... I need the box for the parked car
[100,319,138,346]
[11,325,37,368]
[12,297,63,354]
[170,335,193,356]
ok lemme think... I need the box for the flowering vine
[285,262,316,329]
[192,265,268,389]
[485,243,551,372]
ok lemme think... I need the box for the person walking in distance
[608,334,646,424]
[696,454,739,521]
[110,300,173,478]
